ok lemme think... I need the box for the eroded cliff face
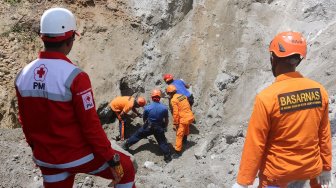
[0,0,335,187]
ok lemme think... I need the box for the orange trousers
[114,111,125,140]
[258,174,321,188]
[175,123,190,152]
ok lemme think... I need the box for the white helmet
[40,7,77,38]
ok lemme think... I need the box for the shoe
[164,154,172,163]
[171,152,181,159]
[122,142,129,150]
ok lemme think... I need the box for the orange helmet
[151,89,161,98]
[166,85,177,93]
[163,74,174,82]
[269,31,307,59]
[136,97,146,107]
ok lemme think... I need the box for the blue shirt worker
[163,74,194,107]
[122,89,172,162]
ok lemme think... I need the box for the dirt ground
[0,0,336,187]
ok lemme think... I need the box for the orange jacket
[110,96,135,114]
[170,94,194,125]
[237,72,332,185]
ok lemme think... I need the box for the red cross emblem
[82,91,94,110]
[34,64,48,81]
[37,67,45,78]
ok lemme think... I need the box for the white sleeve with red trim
[71,72,115,161]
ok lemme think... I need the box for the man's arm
[163,108,169,128]
[237,95,270,185]
[143,107,148,123]
[132,107,141,117]
[119,111,125,118]
[171,98,179,126]
[15,87,33,149]
[181,79,190,89]
[318,95,332,171]
[71,72,115,161]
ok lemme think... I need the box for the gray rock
[143,161,162,171]
[194,140,208,159]
[106,0,118,11]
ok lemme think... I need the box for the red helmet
[163,74,174,82]
[151,89,161,98]
[269,31,307,59]
[136,97,146,107]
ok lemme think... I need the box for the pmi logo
[33,82,45,90]
[82,91,94,110]
[34,64,48,82]
[33,64,48,90]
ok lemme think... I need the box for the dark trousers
[127,124,170,156]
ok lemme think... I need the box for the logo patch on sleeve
[177,95,187,102]
[82,91,94,110]
[278,88,322,113]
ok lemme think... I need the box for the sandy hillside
[0,0,336,187]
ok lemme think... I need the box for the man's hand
[108,165,124,187]
[173,124,178,131]
[317,171,333,188]
[232,182,248,188]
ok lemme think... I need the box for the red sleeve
[15,86,33,148]
[71,72,115,161]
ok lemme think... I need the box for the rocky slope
[0,0,336,187]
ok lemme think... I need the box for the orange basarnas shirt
[237,72,332,185]
[110,96,134,114]
[170,94,194,125]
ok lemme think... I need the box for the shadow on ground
[129,138,164,156]
[129,139,197,156]
[330,117,336,136]
[189,123,200,135]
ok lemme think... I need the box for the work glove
[111,140,138,172]
[232,183,248,188]
[317,171,333,188]
[173,124,178,131]
[108,165,124,187]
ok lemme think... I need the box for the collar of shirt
[39,51,73,64]
[275,71,303,82]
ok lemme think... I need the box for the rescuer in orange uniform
[110,96,146,141]
[166,85,194,158]
[233,32,332,188]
